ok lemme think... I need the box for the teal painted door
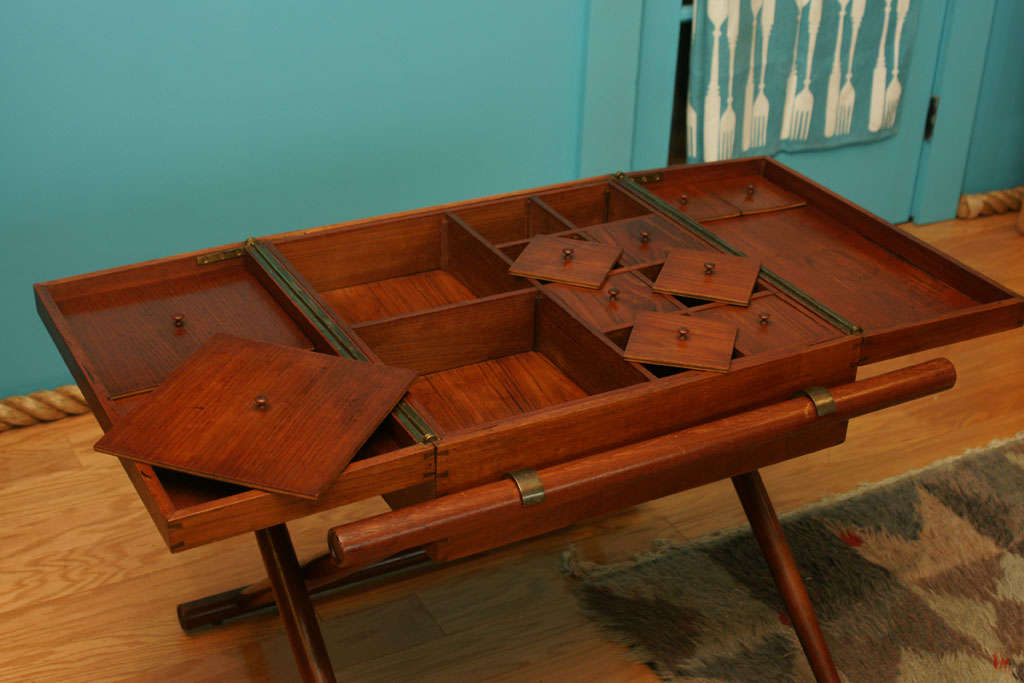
[626,0,996,225]
[773,0,949,224]
[776,0,997,225]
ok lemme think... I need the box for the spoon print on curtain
[687,0,919,162]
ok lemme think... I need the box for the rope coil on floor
[957,185,1024,219]
[0,386,90,431]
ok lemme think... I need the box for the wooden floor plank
[0,213,1021,681]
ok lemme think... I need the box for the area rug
[564,433,1024,682]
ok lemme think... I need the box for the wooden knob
[677,327,690,340]
[607,288,620,301]
[172,314,185,328]
[745,183,756,196]
[679,193,688,206]
[759,312,771,326]
[639,231,650,244]
[562,247,575,262]
[704,262,716,275]
[253,394,269,410]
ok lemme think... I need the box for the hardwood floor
[1,214,1021,682]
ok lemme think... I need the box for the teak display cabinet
[35,157,1024,682]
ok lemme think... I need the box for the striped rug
[564,433,1024,682]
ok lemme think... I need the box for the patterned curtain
[686,0,920,162]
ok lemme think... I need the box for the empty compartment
[535,181,651,228]
[273,213,526,324]
[350,290,649,433]
[452,193,579,245]
[625,159,804,218]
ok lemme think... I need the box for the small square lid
[624,311,738,372]
[94,334,416,500]
[652,247,761,306]
[508,235,622,289]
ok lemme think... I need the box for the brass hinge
[622,169,663,183]
[196,247,244,265]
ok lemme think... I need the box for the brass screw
[704,262,716,275]
[608,287,620,301]
[677,327,690,340]
[253,394,269,410]
[745,183,756,196]
[759,312,771,326]
[172,314,185,328]
[639,231,650,244]
[679,193,689,206]
[562,247,575,262]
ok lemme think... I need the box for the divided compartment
[623,158,1024,362]
[349,289,649,434]
[454,179,655,260]
[626,158,805,220]
[273,213,527,325]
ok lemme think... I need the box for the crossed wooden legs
[255,525,336,683]
[733,471,841,683]
[182,470,839,682]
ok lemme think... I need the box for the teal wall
[962,0,1024,194]
[1,1,595,396]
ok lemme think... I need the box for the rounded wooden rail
[329,359,956,570]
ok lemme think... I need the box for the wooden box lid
[94,334,416,500]
[624,311,738,372]
[508,235,621,289]
[652,248,761,306]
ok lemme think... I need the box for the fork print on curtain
[686,0,919,162]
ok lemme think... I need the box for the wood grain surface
[652,247,761,306]
[672,182,743,221]
[406,352,588,433]
[544,271,684,332]
[321,270,477,324]
[60,265,313,398]
[697,174,806,214]
[508,235,622,289]
[691,293,842,357]
[624,311,738,372]
[95,335,415,499]
[580,214,709,264]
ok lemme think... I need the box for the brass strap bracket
[506,469,545,507]
[797,386,838,417]
[196,246,244,265]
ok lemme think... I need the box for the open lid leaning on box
[94,334,416,500]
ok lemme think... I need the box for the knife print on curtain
[687,0,919,161]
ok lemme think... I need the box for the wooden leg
[732,471,840,683]
[255,524,336,683]
[177,548,431,631]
